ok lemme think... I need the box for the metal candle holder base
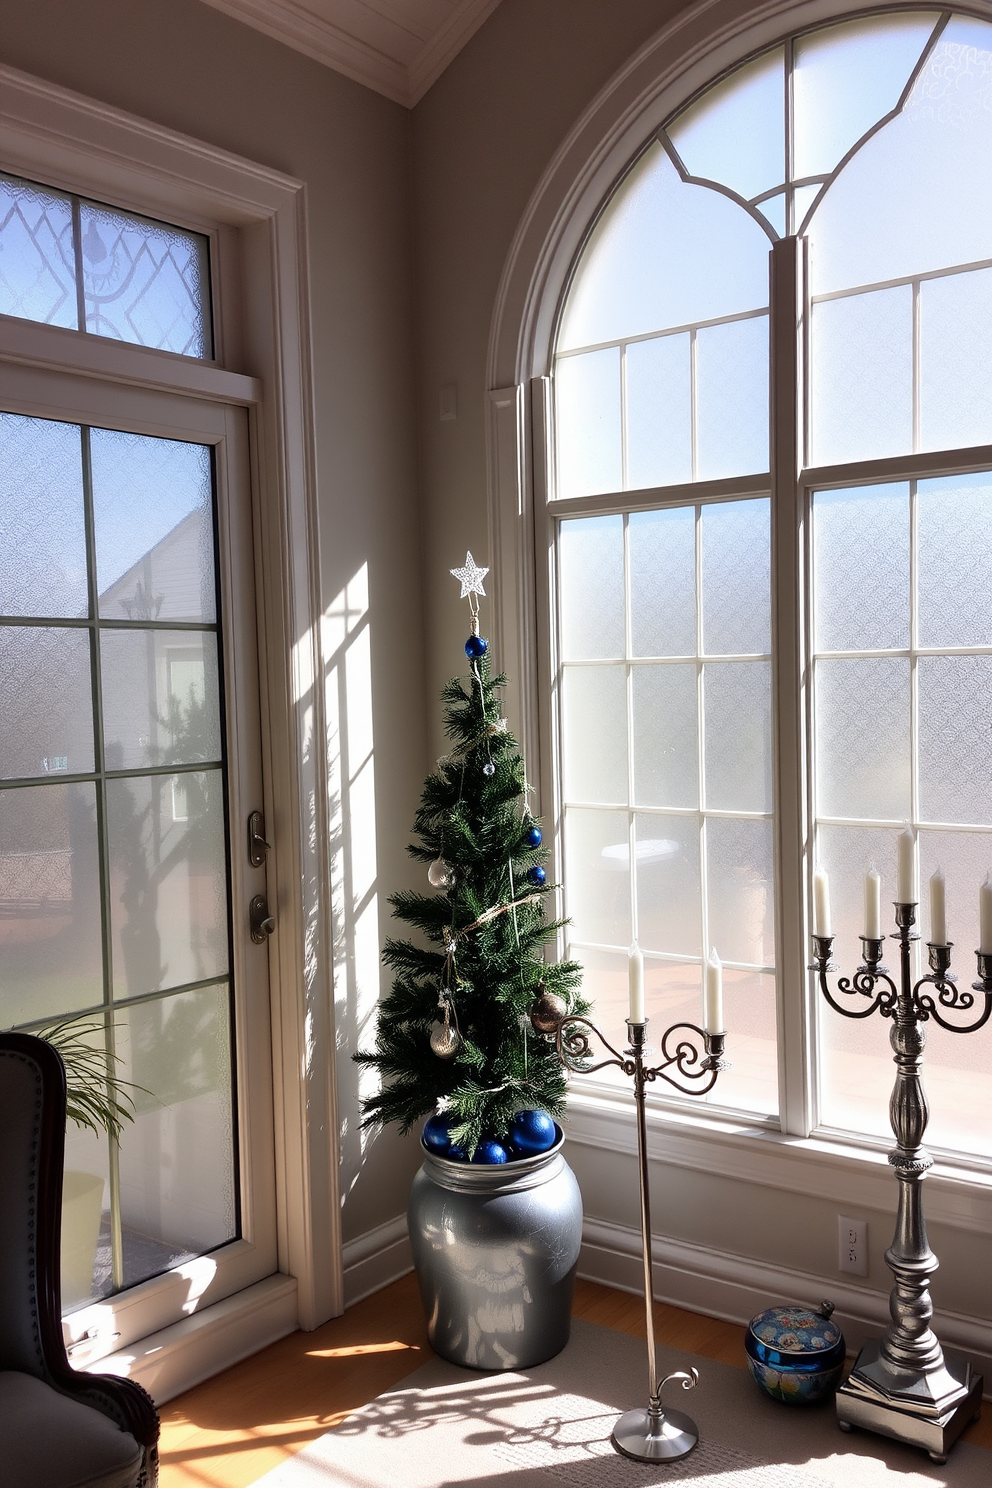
[814,904,992,1462]
[554,1013,728,1462]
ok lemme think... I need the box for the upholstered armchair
[0,1031,160,1488]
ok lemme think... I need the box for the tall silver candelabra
[813,904,992,1462]
[553,1013,728,1462]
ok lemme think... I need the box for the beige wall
[409,0,992,1330]
[0,0,427,1247]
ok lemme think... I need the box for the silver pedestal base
[612,1407,699,1462]
[836,1342,983,1463]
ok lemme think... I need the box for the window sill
[564,1083,992,1234]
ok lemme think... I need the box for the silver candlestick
[552,1012,728,1462]
[813,903,992,1462]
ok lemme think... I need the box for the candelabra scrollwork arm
[812,934,897,1020]
[914,944,992,1033]
[650,1022,727,1096]
[556,1015,635,1078]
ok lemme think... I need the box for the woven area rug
[252,1319,990,1487]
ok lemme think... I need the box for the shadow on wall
[323,563,384,1201]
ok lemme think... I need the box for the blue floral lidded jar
[745,1301,845,1405]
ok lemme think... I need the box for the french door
[0,359,277,1363]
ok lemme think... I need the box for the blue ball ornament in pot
[745,1301,845,1404]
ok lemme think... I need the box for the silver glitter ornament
[530,985,568,1034]
[428,857,455,889]
[482,761,496,777]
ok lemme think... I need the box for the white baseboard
[82,1273,299,1404]
[579,1216,992,1394]
[342,1214,412,1307]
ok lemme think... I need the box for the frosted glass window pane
[563,808,630,948]
[918,474,992,648]
[558,516,624,661]
[0,627,94,780]
[80,201,210,358]
[117,984,235,1283]
[566,944,630,1090]
[631,665,698,808]
[91,431,215,622]
[808,19,992,297]
[0,782,103,1027]
[557,145,770,350]
[701,499,770,655]
[813,484,910,652]
[555,348,621,498]
[561,665,628,803]
[919,656,992,826]
[695,316,769,479]
[757,194,785,238]
[811,287,912,465]
[629,507,695,657]
[634,813,700,957]
[108,768,228,999]
[793,184,822,233]
[668,49,785,203]
[717,969,779,1116]
[0,173,76,329]
[704,661,771,812]
[0,413,87,619]
[101,631,222,772]
[815,658,910,820]
[705,816,774,967]
[793,14,937,179]
[920,269,992,452]
[817,823,903,1140]
[625,335,691,489]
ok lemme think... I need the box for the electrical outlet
[838,1215,868,1277]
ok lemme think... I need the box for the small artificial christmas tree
[356,554,588,1159]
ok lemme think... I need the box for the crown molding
[197,0,503,107]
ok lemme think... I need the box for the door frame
[0,60,342,1354]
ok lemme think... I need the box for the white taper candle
[980,876,992,955]
[864,864,881,940]
[897,828,917,904]
[813,866,832,938]
[628,943,645,1024]
[929,867,947,945]
[704,948,724,1034]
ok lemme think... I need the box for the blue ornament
[510,1109,557,1156]
[465,634,488,659]
[447,1145,468,1162]
[523,823,543,848]
[471,1138,509,1164]
[527,865,546,886]
[422,1114,454,1154]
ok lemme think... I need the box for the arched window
[552,10,992,1155]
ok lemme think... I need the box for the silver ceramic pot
[408,1128,582,1371]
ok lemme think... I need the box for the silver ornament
[530,986,568,1034]
[428,857,455,889]
[430,1019,463,1059]
[482,761,496,777]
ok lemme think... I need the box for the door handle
[248,810,270,868]
[249,894,276,944]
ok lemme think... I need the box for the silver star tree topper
[450,551,489,599]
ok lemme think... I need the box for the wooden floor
[159,1273,991,1486]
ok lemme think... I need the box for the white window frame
[486,0,992,1240]
[0,63,340,1397]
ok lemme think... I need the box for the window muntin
[0,172,211,359]
[557,502,778,1118]
[0,410,236,1307]
[552,8,992,1157]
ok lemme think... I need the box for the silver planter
[408,1128,582,1371]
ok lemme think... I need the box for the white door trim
[0,60,342,1332]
